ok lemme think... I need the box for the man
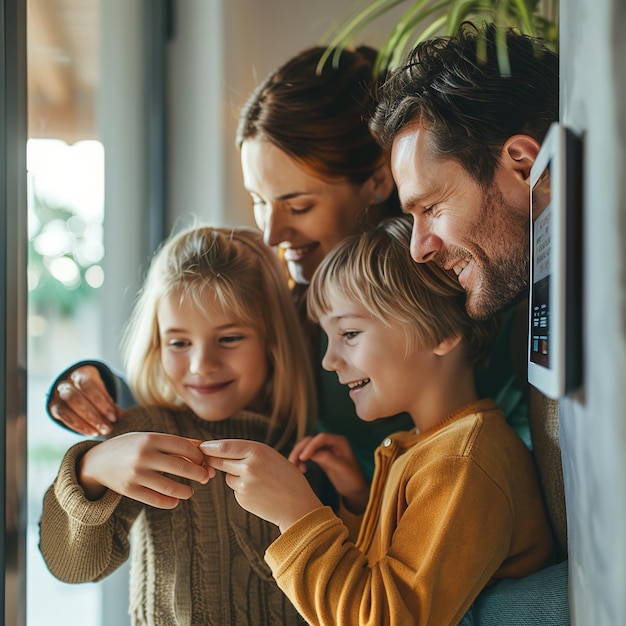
[369,22,559,320]
[369,25,569,622]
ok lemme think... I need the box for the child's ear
[367,162,395,204]
[433,335,463,356]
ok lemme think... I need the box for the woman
[47,45,527,483]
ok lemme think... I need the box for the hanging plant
[319,0,558,75]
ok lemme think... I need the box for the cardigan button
[383,437,392,447]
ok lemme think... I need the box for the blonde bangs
[309,217,499,365]
[121,224,316,448]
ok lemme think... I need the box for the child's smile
[346,377,370,393]
[319,289,441,425]
[157,289,269,422]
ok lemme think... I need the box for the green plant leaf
[388,11,446,69]
[379,0,433,58]
[446,0,481,35]
[377,0,451,71]
[494,9,511,75]
[416,13,450,42]
[317,0,408,72]
[510,0,537,36]
[319,0,559,76]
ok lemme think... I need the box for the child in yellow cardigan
[201,216,555,626]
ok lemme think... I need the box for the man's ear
[433,334,463,357]
[501,135,542,183]
[368,162,395,203]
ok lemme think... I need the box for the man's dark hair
[370,22,559,186]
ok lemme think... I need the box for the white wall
[167,0,406,231]
[560,1,626,624]
[100,0,149,370]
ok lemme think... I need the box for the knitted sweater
[265,399,555,626]
[39,406,305,626]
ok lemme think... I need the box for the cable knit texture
[39,406,305,625]
[266,399,555,626]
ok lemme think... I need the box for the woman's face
[241,138,374,284]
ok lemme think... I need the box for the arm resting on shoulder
[46,360,135,436]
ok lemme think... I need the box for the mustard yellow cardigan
[266,399,555,626]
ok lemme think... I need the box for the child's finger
[161,453,212,484]
[126,483,184,509]
[154,434,206,466]
[200,440,277,478]
[199,439,258,460]
[202,463,217,479]
[295,433,340,462]
[288,436,313,464]
[202,455,241,477]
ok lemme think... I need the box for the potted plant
[319,0,558,74]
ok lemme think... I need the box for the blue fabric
[474,305,531,448]
[473,560,569,626]
[458,603,475,626]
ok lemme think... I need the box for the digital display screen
[528,123,582,398]
[530,162,552,369]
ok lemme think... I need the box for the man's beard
[466,250,529,320]
[436,184,530,321]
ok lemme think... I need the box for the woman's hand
[289,433,370,515]
[79,432,214,508]
[49,365,123,436]
[200,439,323,532]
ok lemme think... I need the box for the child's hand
[200,439,323,533]
[289,433,370,515]
[79,432,215,508]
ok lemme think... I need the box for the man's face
[391,123,530,320]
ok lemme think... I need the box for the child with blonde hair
[39,225,314,625]
[202,216,555,626]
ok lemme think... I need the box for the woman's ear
[368,162,395,203]
[501,134,541,183]
[433,334,463,357]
